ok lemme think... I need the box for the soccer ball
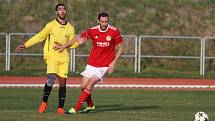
[194,111,209,121]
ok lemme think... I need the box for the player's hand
[53,42,63,51]
[16,44,25,52]
[59,45,67,52]
[108,61,115,74]
[53,42,62,50]
[53,42,67,52]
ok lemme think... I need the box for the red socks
[75,88,91,112]
[86,94,94,107]
[81,88,94,107]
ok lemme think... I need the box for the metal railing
[2,32,215,77]
[6,33,138,72]
[202,37,215,76]
[138,35,203,75]
[0,33,8,70]
[71,35,138,72]
[8,33,41,71]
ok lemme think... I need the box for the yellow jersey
[24,19,79,62]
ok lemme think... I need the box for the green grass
[0,88,214,121]
[2,0,215,36]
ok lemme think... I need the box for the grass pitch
[0,88,214,121]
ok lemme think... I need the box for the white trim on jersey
[90,25,117,33]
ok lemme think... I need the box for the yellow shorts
[46,58,69,78]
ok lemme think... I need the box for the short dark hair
[55,3,66,11]
[98,12,109,21]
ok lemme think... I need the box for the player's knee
[59,82,66,87]
[58,77,66,87]
[90,78,100,83]
[47,74,56,86]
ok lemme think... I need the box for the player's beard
[58,13,66,20]
[100,25,108,31]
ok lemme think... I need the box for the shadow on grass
[94,104,160,112]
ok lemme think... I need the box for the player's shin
[75,88,91,112]
[86,94,94,107]
[82,88,94,107]
[58,86,66,108]
[42,83,53,102]
[42,74,56,102]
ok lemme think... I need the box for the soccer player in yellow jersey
[16,3,79,114]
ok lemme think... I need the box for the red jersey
[81,25,123,67]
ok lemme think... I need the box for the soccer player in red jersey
[55,12,124,114]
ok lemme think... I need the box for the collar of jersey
[55,19,67,26]
[99,24,109,32]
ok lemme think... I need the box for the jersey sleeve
[24,23,51,48]
[68,26,75,40]
[68,26,79,48]
[70,41,79,48]
[114,29,123,44]
[80,28,91,39]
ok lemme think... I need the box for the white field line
[0,84,215,88]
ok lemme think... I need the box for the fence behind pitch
[3,33,215,77]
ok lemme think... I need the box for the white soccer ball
[194,111,209,121]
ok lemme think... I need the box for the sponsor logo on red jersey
[97,41,110,47]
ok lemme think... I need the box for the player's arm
[108,42,124,74]
[114,43,124,62]
[108,30,124,74]
[16,24,51,52]
[54,29,89,52]
[53,37,87,52]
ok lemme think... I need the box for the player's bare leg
[81,76,90,89]
[57,77,66,114]
[85,76,100,90]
